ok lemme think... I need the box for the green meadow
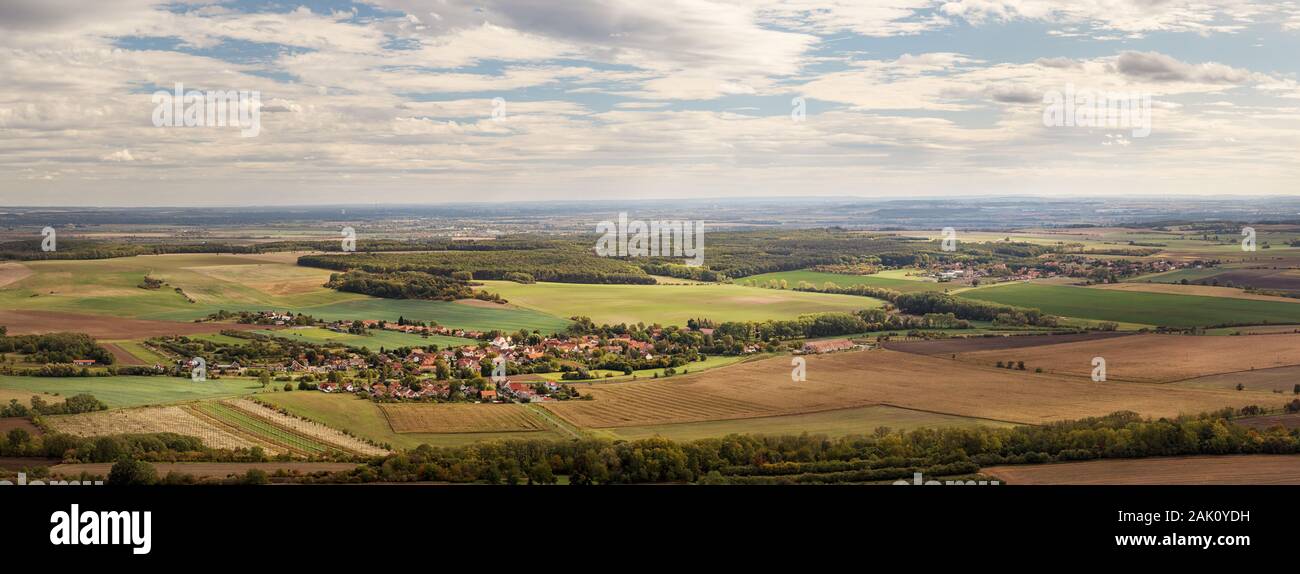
[0,375,262,409]
[255,326,477,350]
[0,254,570,334]
[478,281,881,326]
[741,269,950,293]
[534,354,752,383]
[959,283,1300,328]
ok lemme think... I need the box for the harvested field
[49,461,357,480]
[602,405,1012,442]
[983,455,1300,485]
[46,406,264,452]
[1172,365,1300,393]
[954,333,1300,383]
[380,403,548,433]
[0,262,32,287]
[542,349,1268,427]
[883,332,1134,356]
[225,399,388,456]
[0,309,260,339]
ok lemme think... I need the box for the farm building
[802,339,857,354]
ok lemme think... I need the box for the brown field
[1233,413,1300,431]
[0,309,261,339]
[49,461,358,479]
[1173,364,1300,393]
[0,417,41,437]
[883,332,1134,356]
[983,455,1300,485]
[46,406,267,452]
[0,262,32,288]
[542,349,1270,427]
[954,333,1300,383]
[99,342,146,365]
[1207,268,1300,291]
[1095,282,1300,302]
[380,403,548,433]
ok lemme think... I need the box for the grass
[254,327,477,351]
[477,281,881,326]
[256,391,567,449]
[741,269,950,293]
[958,283,1300,328]
[0,375,262,409]
[597,405,1013,441]
[533,354,752,382]
[0,253,572,334]
[103,339,171,364]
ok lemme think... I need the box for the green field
[104,339,172,364]
[742,269,950,293]
[0,376,263,409]
[598,405,1013,441]
[959,283,1300,327]
[0,254,571,334]
[255,327,477,351]
[256,391,568,449]
[477,281,881,326]
[534,354,752,382]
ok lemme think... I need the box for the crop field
[1091,282,1300,303]
[256,391,568,448]
[49,461,359,480]
[477,281,881,326]
[1172,365,1300,393]
[46,406,263,451]
[191,402,336,456]
[953,333,1300,383]
[255,327,475,351]
[959,283,1300,327]
[0,375,262,409]
[533,354,753,382]
[741,269,950,293]
[599,405,1012,442]
[882,332,1134,355]
[982,455,1300,485]
[223,399,389,455]
[0,254,570,335]
[379,403,549,433]
[542,349,1267,428]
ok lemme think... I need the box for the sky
[1,0,1298,206]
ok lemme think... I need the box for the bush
[107,458,158,485]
